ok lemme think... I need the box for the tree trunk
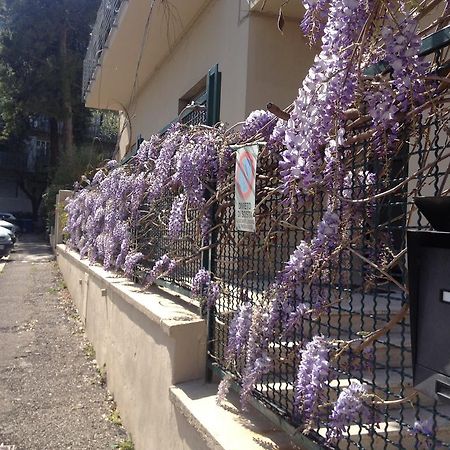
[49,117,59,168]
[17,180,43,221]
[30,196,42,221]
[60,25,73,157]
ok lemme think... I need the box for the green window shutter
[206,64,221,126]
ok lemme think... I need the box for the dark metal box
[408,230,450,401]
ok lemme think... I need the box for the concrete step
[256,368,438,410]
[215,292,409,341]
[253,380,449,448]
[268,332,412,376]
[317,404,450,449]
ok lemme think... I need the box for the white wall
[245,13,315,114]
[57,246,209,450]
[129,0,251,148]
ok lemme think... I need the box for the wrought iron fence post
[204,63,221,381]
[203,179,218,382]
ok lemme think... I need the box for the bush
[42,145,107,231]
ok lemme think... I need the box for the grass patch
[108,408,122,426]
[97,363,107,386]
[83,342,96,359]
[114,438,134,450]
[48,279,67,294]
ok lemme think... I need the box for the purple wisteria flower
[105,160,118,170]
[268,118,286,147]
[275,203,341,306]
[412,417,434,449]
[300,0,330,45]
[280,0,371,202]
[240,110,276,142]
[145,254,176,285]
[225,303,252,362]
[367,11,429,157]
[123,251,144,277]
[173,130,218,206]
[146,124,183,204]
[216,375,232,406]
[241,353,272,408]
[136,134,161,165]
[413,419,433,437]
[192,268,220,309]
[294,335,330,424]
[217,145,233,183]
[327,381,368,443]
[283,302,309,338]
[240,306,272,407]
[91,169,105,186]
[168,194,186,240]
[129,172,148,220]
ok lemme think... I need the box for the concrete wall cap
[169,381,299,450]
[57,245,204,337]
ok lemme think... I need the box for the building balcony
[82,0,303,111]
[82,0,218,111]
[82,0,125,104]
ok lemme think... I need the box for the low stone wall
[57,245,209,450]
[56,245,297,450]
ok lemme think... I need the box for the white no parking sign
[234,144,259,232]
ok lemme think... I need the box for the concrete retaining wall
[56,245,297,450]
[56,245,210,450]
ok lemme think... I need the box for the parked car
[0,212,16,222]
[0,227,13,257]
[0,220,19,235]
[0,226,15,244]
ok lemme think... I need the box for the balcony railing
[82,0,125,101]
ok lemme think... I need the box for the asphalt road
[0,235,127,449]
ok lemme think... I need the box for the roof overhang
[84,0,213,110]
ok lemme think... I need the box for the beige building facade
[83,0,315,160]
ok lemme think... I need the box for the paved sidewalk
[0,235,128,449]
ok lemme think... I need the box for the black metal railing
[132,65,221,293]
[82,0,125,100]
[133,195,204,293]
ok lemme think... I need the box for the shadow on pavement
[9,234,55,263]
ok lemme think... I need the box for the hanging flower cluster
[144,254,176,285]
[64,163,149,271]
[275,0,372,203]
[240,109,276,142]
[192,268,220,309]
[294,336,330,425]
[300,0,330,46]
[64,123,228,285]
[219,0,437,438]
[327,381,369,443]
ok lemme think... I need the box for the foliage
[108,408,122,426]
[114,438,134,450]
[43,145,107,230]
[0,0,100,157]
[83,342,96,360]
[90,110,120,144]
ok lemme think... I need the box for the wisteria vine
[63,0,450,445]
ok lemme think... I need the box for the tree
[0,0,100,162]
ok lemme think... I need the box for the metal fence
[210,122,449,449]
[129,36,450,449]
[133,194,204,292]
[132,65,221,292]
